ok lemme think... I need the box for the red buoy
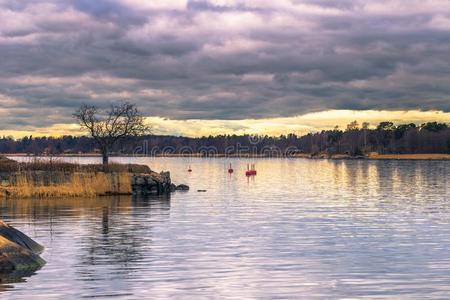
[228,163,234,173]
[188,165,192,172]
[245,164,257,176]
[245,170,257,176]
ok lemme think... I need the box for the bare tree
[73,102,151,165]
[362,122,370,151]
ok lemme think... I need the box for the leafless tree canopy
[73,102,151,164]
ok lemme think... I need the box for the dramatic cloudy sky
[1,0,450,137]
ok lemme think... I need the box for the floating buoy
[245,170,257,176]
[245,164,257,176]
[188,165,192,172]
[228,163,234,173]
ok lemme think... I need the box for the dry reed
[0,155,149,198]
[1,172,132,199]
[0,156,150,173]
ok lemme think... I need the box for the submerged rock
[176,184,190,191]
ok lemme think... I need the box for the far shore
[5,153,450,160]
[367,153,450,160]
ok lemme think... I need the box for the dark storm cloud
[0,0,450,130]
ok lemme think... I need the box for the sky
[1,0,450,137]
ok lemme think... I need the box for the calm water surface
[1,157,450,299]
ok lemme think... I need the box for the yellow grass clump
[1,172,132,199]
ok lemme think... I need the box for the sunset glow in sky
[1,0,449,137]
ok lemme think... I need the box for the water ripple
[0,157,449,299]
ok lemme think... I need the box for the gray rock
[176,184,190,191]
[132,172,179,196]
[0,221,44,254]
[135,177,146,185]
[0,220,46,272]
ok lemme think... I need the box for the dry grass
[1,172,132,198]
[368,153,450,160]
[0,156,151,173]
[0,156,153,198]
[289,153,312,158]
[0,156,150,198]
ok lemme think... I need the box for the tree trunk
[102,150,109,165]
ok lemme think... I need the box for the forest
[0,121,449,156]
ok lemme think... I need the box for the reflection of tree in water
[75,194,171,281]
[0,194,171,291]
[0,196,134,221]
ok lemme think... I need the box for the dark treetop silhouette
[73,102,151,164]
[0,121,449,157]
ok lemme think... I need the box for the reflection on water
[0,194,171,298]
[0,269,42,293]
[1,157,450,299]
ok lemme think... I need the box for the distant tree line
[0,121,449,156]
[299,121,450,156]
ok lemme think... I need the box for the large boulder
[0,221,44,254]
[0,236,45,272]
[0,221,45,273]
[132,171,180,196]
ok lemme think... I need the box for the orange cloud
[1,110,449,138]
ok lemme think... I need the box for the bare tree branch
[73,102,151,164]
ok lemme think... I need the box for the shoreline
[5,153,450,161]
[366,153,450,160]
[0,157,187,199]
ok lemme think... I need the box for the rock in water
[0,236,45,272]
[132,171,189,196]
[0,221,45,273]
[0,221,44,254]
[176,184,190,191]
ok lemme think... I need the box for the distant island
[2,121,450,159]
